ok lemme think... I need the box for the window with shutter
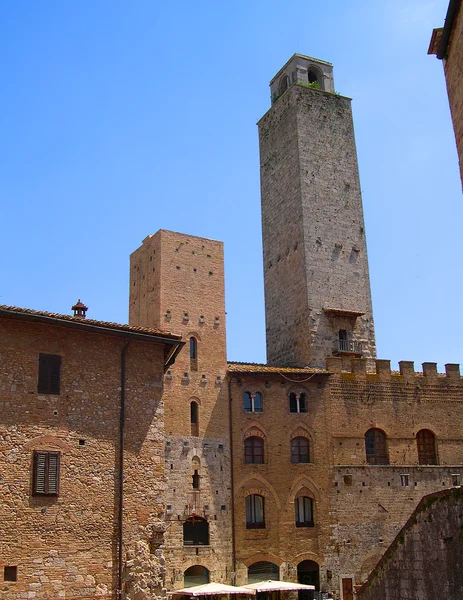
[33,451,60,496]
[37,354,61,395]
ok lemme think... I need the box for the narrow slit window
[190,337,197,360]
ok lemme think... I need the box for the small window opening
[343,474,353,486]
[4,566,17,582]
[400,474,409,487]
[79,439,85,446]
[192,469,200,489]
[452,474,461,486]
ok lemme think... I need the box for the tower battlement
[326,356,462,382]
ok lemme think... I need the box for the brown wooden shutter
[38,354,61,395]
[33,451,60,495]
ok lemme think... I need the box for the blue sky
[1,0,461,370]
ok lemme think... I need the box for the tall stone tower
[258,54,376,369]
[129,230,233,588]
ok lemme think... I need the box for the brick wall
[129,231,233,590]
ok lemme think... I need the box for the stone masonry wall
[259,84,375,369]
[444,2,463,190]
[357,487,463,599]
[0,316,168,600]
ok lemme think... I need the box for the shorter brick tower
[258,54,376,369]
[129,230,233,589]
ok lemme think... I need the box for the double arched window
[245,437,264,464]
[417,429,437,464]
[289,392,308,413]
[246,494,265,529]
[365,428,389,465]
[243,391,263,413]
[291,437,310,463]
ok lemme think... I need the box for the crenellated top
[325,356,462,382]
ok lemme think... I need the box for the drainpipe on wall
[117,339,132,598]
[228,375,237,585]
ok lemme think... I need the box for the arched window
[183,516,209,545]
[291,437,310,463]
[365,428,389,465]
[184,565,210,587]
[246,494,265,529]
[248,561,279,583]
[295,496,314,527]
[417,429,437,465]
[307,70,318,84]
[245,436,264,464]
[190,337,197,359]
[190,401,199,436]
[244,391,263,413]
[279,74,289,94]
[289,392,308,413]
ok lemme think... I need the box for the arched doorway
[248,561,280,584]
[297,560,319,600]
[184,565,209,587]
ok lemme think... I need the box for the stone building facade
[1,53,463,600]
[0,305,183,600]
[429,0,463,189]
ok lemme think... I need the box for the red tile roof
[0,305,181,341]
[227,361,329,374]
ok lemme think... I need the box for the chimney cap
[72,299,88,318]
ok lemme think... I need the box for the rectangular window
[400,474,409,487]
[451,474,461,487]
[37,354,61,395]
[4,566,17,582]
[33,451,60,496]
